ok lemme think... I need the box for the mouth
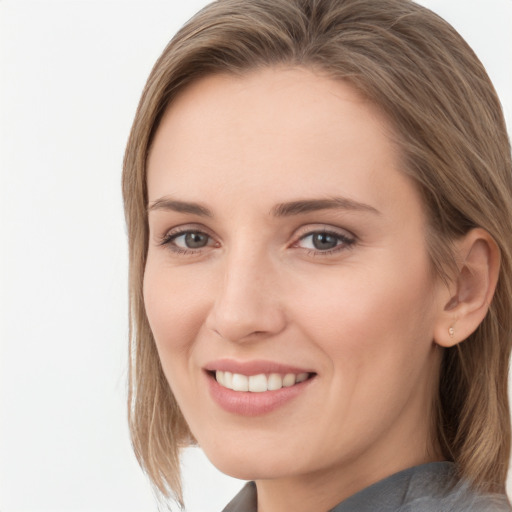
[211,370,313,392]
[204,359,317,415]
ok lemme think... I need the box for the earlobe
[434,228,500,348]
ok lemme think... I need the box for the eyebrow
[147,197,213,217]
[271,197,380,217]
[147,195,379,218]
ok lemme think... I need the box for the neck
[254,425,444,512]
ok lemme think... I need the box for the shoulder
[399,494,511,512]
[331,462,511,512]
[396,463,511,512]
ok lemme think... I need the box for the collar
[221,462,510,512]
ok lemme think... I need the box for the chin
[200,442,298,481]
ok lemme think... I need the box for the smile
[205,360,316,415]
[215,371,310,392]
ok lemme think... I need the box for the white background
[0,1,511,511]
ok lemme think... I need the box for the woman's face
[145,68,446,491]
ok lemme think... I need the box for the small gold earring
[448,327,455,338]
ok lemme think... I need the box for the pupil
[313,233,338,250]
[185,232,208,248]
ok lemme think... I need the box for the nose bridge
[206,240,285,342]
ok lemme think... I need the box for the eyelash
[294,229,356,256]
[158,227,356,257]
[159,227,217,255]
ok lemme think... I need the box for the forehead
[146,67,417,217]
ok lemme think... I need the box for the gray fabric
[223,481,257,512]
[222,462,511,512]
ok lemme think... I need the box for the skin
[144,67,452,512]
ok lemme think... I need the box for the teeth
[224,371,233,388]
[215,371,310,392]
[231,373,249,392]
[283,373,296,387]
[249,374,268,393]
[268,373,283,391]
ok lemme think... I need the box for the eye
[295,229,355,253]
[160,228,217,254]
[173,231,210,249]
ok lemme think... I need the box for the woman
[122,0,512,510]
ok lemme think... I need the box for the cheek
[292,256,437,368]
[287,258,439,444]
[143,259,211,356]
[143,261,216,417]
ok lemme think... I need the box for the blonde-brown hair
[123,0,512,503]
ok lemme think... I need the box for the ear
[434,228,500,348]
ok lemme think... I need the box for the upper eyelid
[293,224,356,240]
[159,223,216,239]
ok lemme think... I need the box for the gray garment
[222,462,511,511]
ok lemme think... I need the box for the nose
[205,250,287,343]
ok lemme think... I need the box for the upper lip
[204,359,314,376]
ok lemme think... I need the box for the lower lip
[206,373,314,416]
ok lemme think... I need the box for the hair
[122,0,512,504]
